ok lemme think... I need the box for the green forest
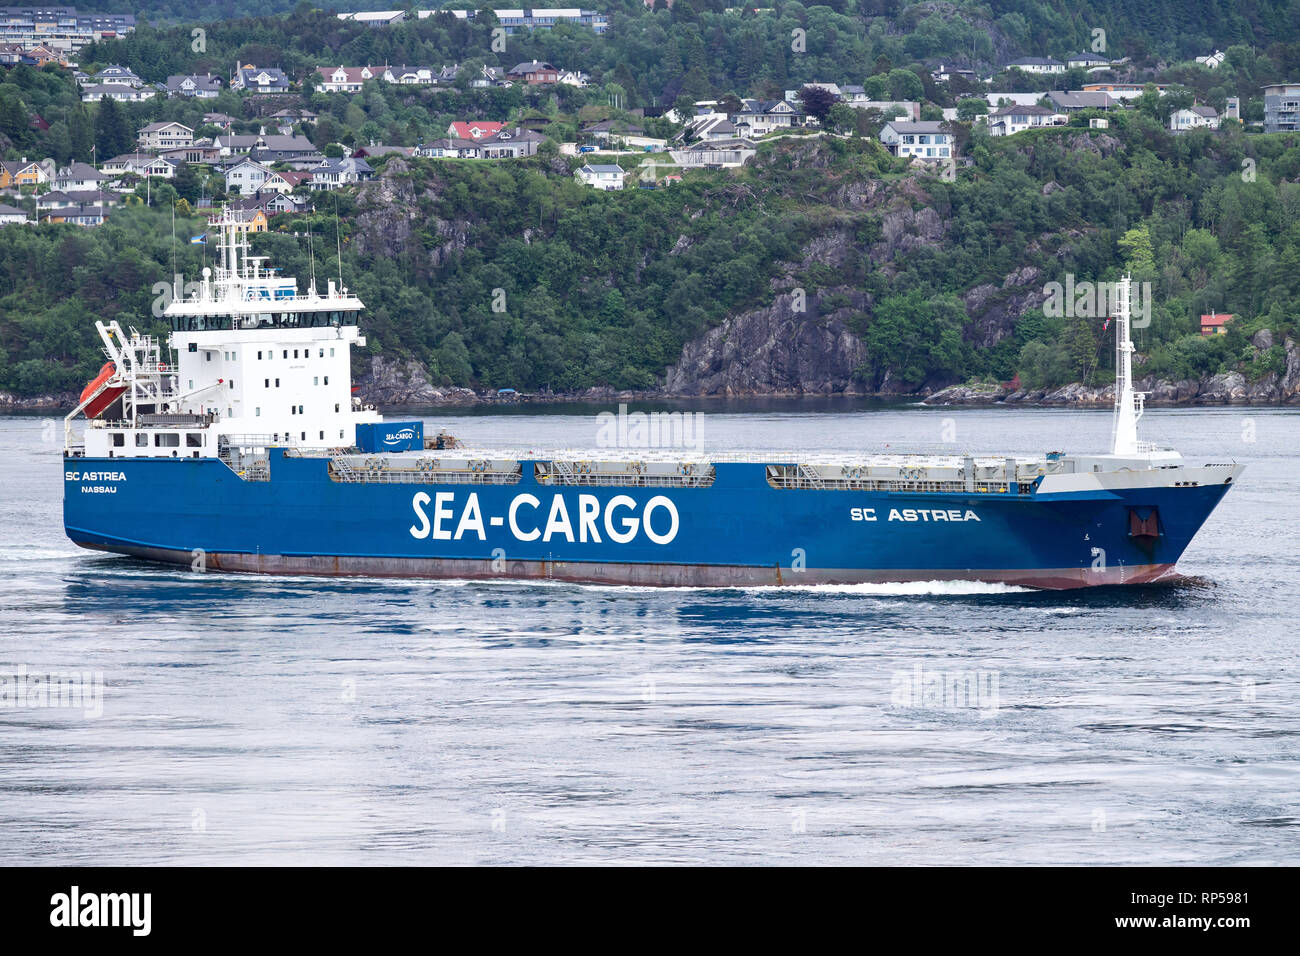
[2,110,1297,398]
[1,3,1299,398]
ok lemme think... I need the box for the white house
[879,121,953,161]
[1004,57,1065,75]
[310,157,374,190]
[576,164,625,190]
[730,99,804,136]
[0,203,29,225]
[317,66,376,93]
[1195,50,1226,70]
[137,121,194,152]
[1064,52,1111,70]
[986,104,1063,136]
[1169,105,1220,130]
[54,162,107,192]
[381,65,434,85]
[225,159,274,196]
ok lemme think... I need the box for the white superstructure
[66,209,379,460]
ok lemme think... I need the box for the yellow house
[229,208,268,233]
[0,161,48,189]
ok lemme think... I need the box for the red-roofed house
[447,121,505,140]
[1200,312,1234,335]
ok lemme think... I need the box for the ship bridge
[66,208,379,461]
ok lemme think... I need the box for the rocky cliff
[924,336,1300,406]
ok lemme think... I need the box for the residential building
[1169,105,1220,131]
[931,64,978,83]
[507,60,559,85]
[1064,52,1111,70]
[316,65,379,93]
[1195,50,1226,70]
[1263,83,1300,133]
[0,203,29,224]
[80,84,153,103]
[336,10,406,26]
[0,159,47,188]
[1200,312,1233,335]
[417,129,543,159]
[138,121,194,152]
[1004,57,1065,74]
[1225,97,1241,121]
[984,92,1044,109]
[164,74,222,98]
[381,65,434,85]
[230,65,291,93]
[1082,83,1168,100]
[92,64,142,87]
[37,189,116,213]
[227,207,268,233]
[576,164,625,190]
[986,103,1063,136]
[1045,90,1117,112]
[53,162,105,191]
[879,121,953,161]
[558,70,589,87]
[730,98,804,136]
[447,120,505,140]
[159,142,222,166]
[101,153,176,178]
[422,10,610,35]
[310,157,374,190]
[351,145,416,160]
[668,139,756,168]
[224,159,274,196]
[42,204,106,226]
[0,7,134,55]
[582,119,646,142]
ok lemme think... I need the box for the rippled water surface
[1,403,1296,865]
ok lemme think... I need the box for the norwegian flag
[1102,317,1111,331]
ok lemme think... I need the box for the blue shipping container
[355,421,423,452]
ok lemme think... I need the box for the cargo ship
[62,212,1242,588]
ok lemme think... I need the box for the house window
[335,403,340,413]
[264,378,269,387]
[313,376,318,386]
[298,405,304,414]
[290,406,295,415]
[275,379,280,387]
[255,407,260,416]
[324,376,329,385]
[229,380,235,389]
[319,348,324,357]
[330,348,335,357]
[258,350,263,360]
[301,432,306,441]
[189,380,194,390]
[293,349,299,358]
[283,350,287,358]
[319,431,324,440]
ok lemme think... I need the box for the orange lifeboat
[80,362,126,419]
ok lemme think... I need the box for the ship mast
[1111,272,1145,455]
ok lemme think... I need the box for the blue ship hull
[63,451,1234,589]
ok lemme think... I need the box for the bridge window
[111,433,125,447]
[154,432,180,448]
[135,434,148,447]
[186,433,202,448]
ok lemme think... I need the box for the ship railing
[327,456,524,485]
[766,473,1034,495]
